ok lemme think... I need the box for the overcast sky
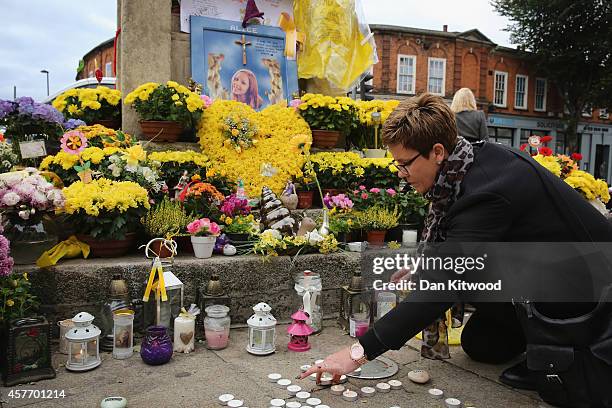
[0,0,513,102]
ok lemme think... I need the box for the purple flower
[64,118,86,130]
[0,234,13,277]
[369,187,380,193]
[220,194,251,216]
[0,99,16,120]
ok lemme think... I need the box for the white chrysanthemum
[2,191,21,206]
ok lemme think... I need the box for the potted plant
[61,178,150,257]
[350,100,400,157]
[354,205,400,246]
[141,196,193,257]
[0,140,18,173]
[178,178,225,221]
[309,152,363,200]
[296,94,357,149]
[323,192,355,243]
[387,188,428,242]
[124,81,205,142]
[187,218,221,259]
[0,169,65,264]
[52,87,122,129]
[220,214,258,244]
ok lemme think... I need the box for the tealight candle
[360,386,376,397]
[388,380,403,390]
[309,373,317,381]
[306,398,321,406]
[351,367,362,375]
[287,385,301,396]
[227,400,243,408]
[300,364,311,373]
[376,382,391,393]
[268,373,282,382]
[402,229,418,245]
[445,398,462,408]
[270,398,285,407]
[277,379,291,388]
[315,405,330,408]
[429,388,444,399]
[319,373,333,385]
[286,402,301,408]
[339,374,347,383]
[219,394,234,405]
[314,359,324,365]
[296,391,310,402]
[342,390,358,402]
[331,384,345,395]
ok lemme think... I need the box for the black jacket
[359,142,612,358]
[455,110,488,143]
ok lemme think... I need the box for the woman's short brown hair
[382,93,458,155]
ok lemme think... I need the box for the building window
[493,71,508,107]
[427,58,446,96]
[487,127,514,146]
[514,75,528,109]
[535,78,547,111]
[581,105,593,118]
[105,62,113,77]
[396,55,416,94]
[600,108,609,120]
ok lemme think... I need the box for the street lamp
[40,69,49,96]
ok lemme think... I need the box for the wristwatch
[350,342,369,366]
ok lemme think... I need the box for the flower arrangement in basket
[61,178,150,241]
[124,81,205,141]
[52,87,121,126]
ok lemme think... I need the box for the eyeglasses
[393,153,421,174]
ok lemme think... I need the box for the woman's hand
[299,346,361,384]
[390,267,411,283]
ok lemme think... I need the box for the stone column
[118,0,172,137]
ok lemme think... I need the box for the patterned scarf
[419,136,474,359]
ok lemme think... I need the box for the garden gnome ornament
[280,181,298,210]
[173,170,189,200]
[242,0,264,28]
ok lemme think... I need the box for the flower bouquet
[252,228,339,259]
[187,218,220,259]
[52,87,122,128]
[222,114,258,153]
[124,81,205,141]
[0,97,66,161]
[61,178,150,256]
[0,169,65,263]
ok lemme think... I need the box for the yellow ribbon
[36,235,90,268]
[143,257,167,302]
[278,12,304,60]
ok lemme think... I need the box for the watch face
[350,343,364,359]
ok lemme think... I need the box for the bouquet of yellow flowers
[61,178,150,239]
[253,229,339,258]
[52,86,121,123]
[124,81,205,127]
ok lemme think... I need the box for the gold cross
[235,34,252,65]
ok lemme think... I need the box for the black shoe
[499,360,537,390]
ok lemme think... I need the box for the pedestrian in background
[450,87,488,143]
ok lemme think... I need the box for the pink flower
[361,193,368,200]
[369,188,380,193]
[359,185,366,191]
[60,130,88,155]
[187,218,220,236]
[200,94,213,108]
[386,188,397,196]
[353,190,359,195]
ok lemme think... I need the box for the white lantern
[246,302,277,355]
[65,312,101,371]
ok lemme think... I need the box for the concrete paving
[0,321,552,408]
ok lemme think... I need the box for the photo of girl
[231,69,264,109]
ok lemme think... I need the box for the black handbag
[515,285,612,408]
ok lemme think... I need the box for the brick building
[370,24,611,180]
[76,38,115,81]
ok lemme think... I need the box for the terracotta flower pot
[91,118,121,130]
[139,120,183,142]
[150,239,176,258]
[312,129,341,149]
[174,235,193,254]
[76,232,137,258]
[297,190,314,209]
[366,230,387,246]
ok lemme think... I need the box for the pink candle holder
[287,309,314,352]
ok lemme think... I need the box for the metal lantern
[246,302,277,355]
[287,309,314,352]
[339,270,372,333]
[2,316,56,386]
[65,312,101,372]
[198,273,231,312]
[144,264,184,331]
[100,274,131,352]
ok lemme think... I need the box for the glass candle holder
[349,312,370,338]
[112,309,134,359]
[204,305,230,350]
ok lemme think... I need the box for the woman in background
[231,69,263,110]
[451,87,488,143]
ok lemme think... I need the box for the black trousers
[460,302,526,364]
